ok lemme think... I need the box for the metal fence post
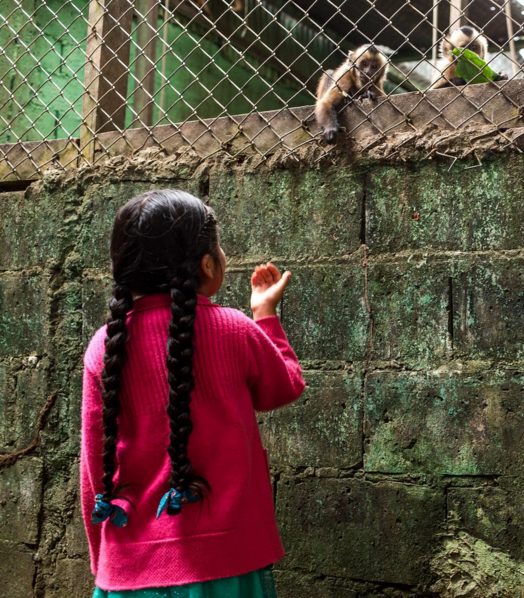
[80,0,135,163]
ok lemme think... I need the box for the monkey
[315,45,389,143]
[430,26,507,89]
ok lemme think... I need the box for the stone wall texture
[1,148,524,597]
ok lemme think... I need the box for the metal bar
[133,0,159,127]
[80,0,134,162]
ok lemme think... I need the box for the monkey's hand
[322,126,338,143]
[449,77,467,86]
[494,71,508,82]
[361,89,376,101]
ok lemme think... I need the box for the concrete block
[370,259,451,365]
[282,266,369,362]
[0,540,35,598]
[453,257,524,360]
[448,478,524,561]
[276,476,444,585]
[259,372,362,469]
[367,158,524,253]
[0,273,49,357]
[211,167,364,259]
[0,457,43,544]
[364,369,524,475]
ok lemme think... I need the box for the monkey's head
[442,26,488,59]
[353,45,388,85]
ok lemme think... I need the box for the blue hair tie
[156,488,200,519]
[91,494,128,527]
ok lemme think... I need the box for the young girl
[80,189,305,598]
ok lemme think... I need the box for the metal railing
[1,0,524,180]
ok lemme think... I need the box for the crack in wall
[359,174,375,473]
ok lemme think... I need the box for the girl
[80,189,306,598]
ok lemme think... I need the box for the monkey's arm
[315,81,353,143]
[316,70,336,101]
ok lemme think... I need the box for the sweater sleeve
[80,362,104,576]
[244,314,306,412]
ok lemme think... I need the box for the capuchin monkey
[430,26,507,89]
[315,45,389,143]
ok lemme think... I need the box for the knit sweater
[80,292,305,591]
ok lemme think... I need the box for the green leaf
[451,47,500,84]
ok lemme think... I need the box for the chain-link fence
[1,0,524,179]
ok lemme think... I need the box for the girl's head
[100,189,222,514]
[110,189,225,297]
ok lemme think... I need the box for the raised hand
[250,262,292,321]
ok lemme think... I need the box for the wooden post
[132,0,159,128]
[449,0,467,30]
[159,0,170,124]
[505,0,518,77]
[81,0,134,162]
[432,0,439,66]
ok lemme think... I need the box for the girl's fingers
[258,264,273,284]
[266,263,281,281]
[254,265,262,286]
[252,263,288,289]
[275,270,292,292]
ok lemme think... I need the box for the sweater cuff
[255,315,288,342]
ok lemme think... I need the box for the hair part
[99,189,218,512]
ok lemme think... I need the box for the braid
[100,283,134,501]
[101,190,218,520]
[165,260,202,515]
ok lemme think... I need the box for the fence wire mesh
[1,0,524,179]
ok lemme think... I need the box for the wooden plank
[132,0,159,127]
[0,139,79,183]
[80,0,135,163]
[95,79,524,158]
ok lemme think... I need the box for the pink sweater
[81,292,305,591]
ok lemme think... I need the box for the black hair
[99,189,219,514]
[459,26,475,37]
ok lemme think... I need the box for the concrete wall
[1,149,523,597]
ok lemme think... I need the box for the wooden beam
[80,0,134,162]
[0,139,79,183]
[132,0,159,128]
[432,0,439,66]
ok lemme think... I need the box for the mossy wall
[1,150,523,597]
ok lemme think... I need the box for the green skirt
[92,566,277,598]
